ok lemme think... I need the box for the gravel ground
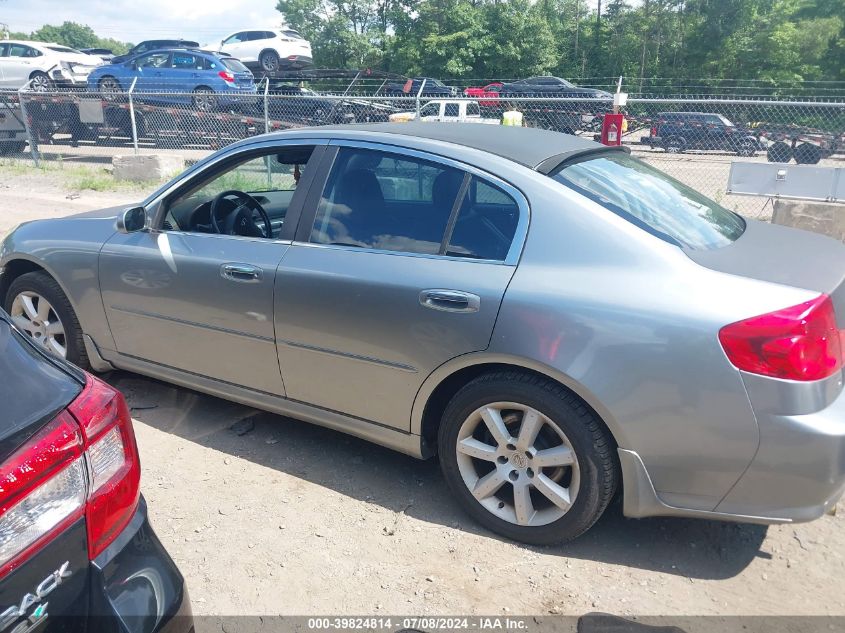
[1,160,844,625]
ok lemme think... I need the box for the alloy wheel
[10,291,67,358]
[193,90,216,112]
[30,74,50,92]
[99,77,122,100]
[455,402,580,527]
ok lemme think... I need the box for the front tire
[438,372,618,545]
[4,271,90,369]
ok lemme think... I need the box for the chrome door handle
[220,263,262,283]
[420,289,480,313]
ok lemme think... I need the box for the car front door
[132,52,170,95]
[98,140,326,396]
[274,142,527,430]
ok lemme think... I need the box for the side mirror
[117,206,147,233]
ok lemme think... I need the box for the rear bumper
[621,372,845,524]
[714,371,845,522]
[89,495,193,633]
[281,55,313,69]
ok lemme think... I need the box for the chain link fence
[4,82,844,219]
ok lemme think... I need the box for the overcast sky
[0,0,284,44]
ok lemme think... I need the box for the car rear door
[274,142,527,431]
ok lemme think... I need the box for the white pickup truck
[389,99,499,124]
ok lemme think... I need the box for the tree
[26,22,131,54]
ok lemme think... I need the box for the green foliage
[22,22,131,55]
[277,0,844,85]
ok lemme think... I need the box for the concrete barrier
[771,200,845,242]
[112,154,185,182]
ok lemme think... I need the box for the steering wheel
[210,190,272,238]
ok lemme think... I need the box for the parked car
[0,40,103,90]
[389,99,498,124]
[381,77,456,98]
[496,76,611,133]
[3,123,844,545]
[498,76,611,99]
[0,308,192,632]
[110,39,200,65]
[464,82,503,107]
[266,82,391,124]
[646,111,760,156]
[80,47,115,62]
[88,49,257,112]
[210,29,313,72]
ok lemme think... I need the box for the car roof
[278,122,626,173]
[0,40,57,47]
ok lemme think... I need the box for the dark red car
[463,82,503,107]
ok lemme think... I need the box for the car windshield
[718,114,735,126]
[551,153,745,249]
[222,58,249,73]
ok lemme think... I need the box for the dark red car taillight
[650,126,657,137]
[0,375,140,577]
[218,70,235,83]
[719,294,844,381]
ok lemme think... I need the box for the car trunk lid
[684,218,845,328]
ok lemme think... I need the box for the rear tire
[4,271,90,370]
[260,50,281,73]
[736,138,758,157]
[29,71,52,92]
[438,371,618,545]
[664,136,686,153]
[192,87,217,112]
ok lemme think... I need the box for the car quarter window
[309,147,520,261]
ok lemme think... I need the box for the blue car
[87,48,256,112]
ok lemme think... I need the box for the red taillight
[719,294,844,382]
[650,126,657,136]
[0,375,140,577]
[218,70,235,83]
[68,377,141,560]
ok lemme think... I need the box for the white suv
[0,40,103,90]
[211,29,313,72]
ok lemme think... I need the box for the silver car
[2,123,844,544]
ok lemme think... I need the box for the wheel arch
[412,353,629,456]
[1,256,82,315]
[259,48,281,61]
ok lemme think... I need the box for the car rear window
[551,153,745,249]
[222,58,249,73]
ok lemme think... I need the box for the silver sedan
[2,123,844,544]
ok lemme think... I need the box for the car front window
[552,153,745,249]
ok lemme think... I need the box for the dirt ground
[1,162,844,625]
